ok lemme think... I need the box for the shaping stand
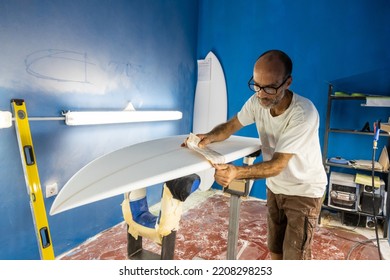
[125,174,200,260]
[225,150,261,260]
[127,225,177,260]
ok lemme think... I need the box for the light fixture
[63,110,182,126]
[0,111,12,128]
[0,102,182,128]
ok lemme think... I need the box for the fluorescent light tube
[64,110,182,126]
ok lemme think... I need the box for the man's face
[252,58,290,109]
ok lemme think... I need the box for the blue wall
[1,0,390,260]
[0,0,198,259]
[198,0,390,199]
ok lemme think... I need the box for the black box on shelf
[341,212,377,229]
[341,212,367,227]
[358,179,385,215]
[360,193,383,215]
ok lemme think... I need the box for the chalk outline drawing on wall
[25,49,93,83]
[22,49,151,95]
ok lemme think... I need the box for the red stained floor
[58,192,384,260]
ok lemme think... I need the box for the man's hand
[181,115,242,148]
[213,163,238,188]
[181,133,212,148]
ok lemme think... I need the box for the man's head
[249,50,293,109]
[256,50,292,78]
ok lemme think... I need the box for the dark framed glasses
[248,75,290,95]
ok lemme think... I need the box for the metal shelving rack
[321,84,390,238]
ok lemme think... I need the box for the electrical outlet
[46,183,58,198]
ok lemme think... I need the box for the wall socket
[46,183,58,198]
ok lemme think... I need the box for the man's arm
[197,115,243,147]
[182,115,243,148]
[214,152,293,188]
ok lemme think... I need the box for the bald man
[185,50,327,260]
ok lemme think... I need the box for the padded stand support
[124,174,200,260]
[224,150,261,260]
[127,225,177,260]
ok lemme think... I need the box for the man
[185,50,327,260]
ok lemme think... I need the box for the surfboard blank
[50,135,260,215]
[193,51,228,191]
[193,51,227,134]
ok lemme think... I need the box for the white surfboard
[50,135,260,215]
[193,51,227,191]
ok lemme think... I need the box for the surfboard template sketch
[25,49,92,83]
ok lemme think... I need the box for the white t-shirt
[237,92,327,198]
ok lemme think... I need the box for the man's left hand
[213,164,237,188]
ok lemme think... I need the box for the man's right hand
[181,133,212,148]
[195,134,212,148]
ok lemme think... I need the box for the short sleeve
[237,95,256,126]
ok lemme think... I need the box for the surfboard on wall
[50,135,260,215]
[193,51,227,191]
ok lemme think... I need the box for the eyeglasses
[248,75,290,95]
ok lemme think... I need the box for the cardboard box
[379,146,389,171]
[380,122,390,133]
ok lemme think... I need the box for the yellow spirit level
[11,99,55,260]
